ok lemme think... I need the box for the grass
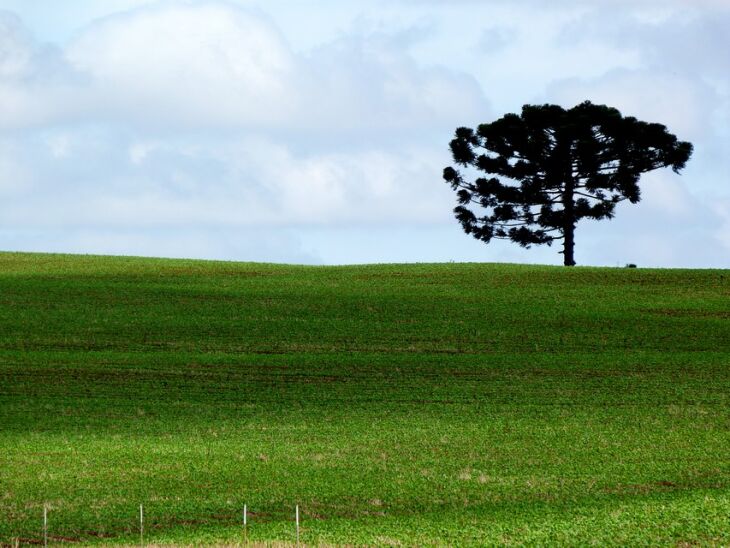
[0,251,728,546]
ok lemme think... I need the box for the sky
[0,0,728,267]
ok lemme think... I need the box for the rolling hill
[1,252,728,546]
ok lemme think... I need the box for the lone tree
[443,101,693,266]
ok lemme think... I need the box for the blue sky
[0,0,728,266]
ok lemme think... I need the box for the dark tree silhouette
[443,101,693,266]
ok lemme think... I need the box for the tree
[443,101,693,266]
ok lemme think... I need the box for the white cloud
[401,0,730,7]
[0,2,485,261]
[0,3,495,137]
[227,139,451,224]
[539,1,730,266]
[714,199,730,253]
[0,11,34,79]
[0,127,453,231]
[50,2,487,132]
[1,1,729,266]
[546,69,715,141]
[65,2,298,128]
[0,138,32,195]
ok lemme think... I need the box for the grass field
[0,251,728,546]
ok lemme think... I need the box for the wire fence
[4,503,305,547]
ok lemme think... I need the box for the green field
[1,252,728,546]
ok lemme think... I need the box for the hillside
[1,252,728,546]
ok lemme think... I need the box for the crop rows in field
[1,252,728,545]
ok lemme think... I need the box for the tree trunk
[562,168,576,266]
[563,222,576,266]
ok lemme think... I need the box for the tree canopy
[443,101,693,265]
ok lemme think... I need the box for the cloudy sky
[0,0,728,266]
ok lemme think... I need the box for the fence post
[43,504,48,548]
[139,504,144,547]
[296,504,300,547]
[243,504,248,544]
